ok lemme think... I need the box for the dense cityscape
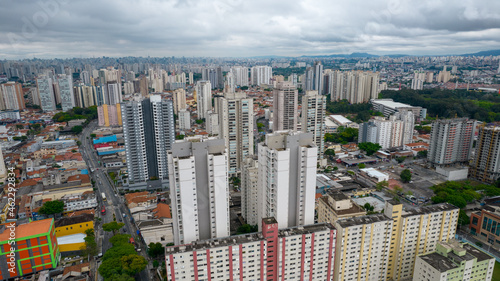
[2,1,500,281]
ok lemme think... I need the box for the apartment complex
[165,218,336,281]
[273,81,298,132]
[327,70,379,104]
[195,80,212,119]
[359,111,414,149]
[215,92,254,174]
[470,125,500,184]
[0,219,60,279]
[371,99,427,120]
[428,118,476,165]
[172,88,187,114]
[57,74,75,111]
[304,61,324,94]
[167,137,230,245]
[121,95,175,183]
[97,104,122,127]
[230,66,249,86]
[241,156,259,226]
[37,76,57,112]
[413,240,495,281]
[301,91,326,161]
[250,65,272,86]
[0,82,25,110]
[257,131,317,230]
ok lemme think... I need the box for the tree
[148,242,165,258]
[363,203,374,212]
[458,210,470,226]
[103,221,125,235]
[16,124,23,129]
[396,156,406,163]
[71,125,83,134]
[400,169,412,183]
[325,149,335,156]
[417,150,428,158]
[358,163,366,169]
[108,273,135,281]
[230,177,241,187]
[358,142,382,156]
[81,229,98,259]
[195,119,204,124]
[102,243,136,261]
[90,133,97,138]
[153,260,160,268]
[240,86,249,90]
[236,224,258,234]
[121,254,147,276]
[99,257,123,278]
[176,134,185,140]
[376,180,389,191]
[110,234,131,246]
[39,200,64,217]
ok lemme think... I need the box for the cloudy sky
[0,0,499,59]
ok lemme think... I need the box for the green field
[494,261,500,281]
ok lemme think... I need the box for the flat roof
[402,203,458,218]
[329,115,352,125]
[419,252,459,273]
[360,168,388,179]
[372,99,415,109]
[57,233,86,245]
[337,213,392,228]
[0,219,53,241]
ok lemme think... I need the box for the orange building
[0,219,59,279]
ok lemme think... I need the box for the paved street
[79,121,152,281]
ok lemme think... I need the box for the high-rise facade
[195,80,212,119]
[411,71,425,90]
[230,66,249,86]
[241,156,259,226]
[301,91,326,161]
[305,61,324,94]
[328,70,379,103]
[104,82,122,105]
[257,131,317,230]
[121,95,175,183]
[177,109,191,131]
[0,82,25,110]
[165,218,336,281]
[250,66,272,86]
[57,74,75,111]
[202,68,218,89]
[167,137,230,245]
[37,76,56,112]
[272,81,298,132]
[470,125,500,183]
[172,88,186,114]
[215,92,254,174]
[359,112,414,149]
[428,118,476,165]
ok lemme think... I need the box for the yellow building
[54,213,94,252]
[317,190,366,223]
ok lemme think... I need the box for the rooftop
[372,99,418,109]
[419,252,459,273]
[0,219,53,241]
[57,233,86,245]
[55,213,94,228]
[337,213,392,228]
[402,203,458,218]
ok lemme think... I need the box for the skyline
[0,0,499,59]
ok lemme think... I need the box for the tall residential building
[428,118,476,165]
[250,65,272,86]
[334,214,393,281]
[74,84,98,108]
[165,218,336,281]
[167,137,229,245]
[359,112,414,149]
[195,80,212,119]
[411,71,426,90]
[216,66,224,89]
[206,111,219,135]
[215,92,254,174]
[121,95,175,183]
[202,68,218,89]
[0,82,25,110]
[177,109,191,131]
[241,156,259,226]
[257,131,317,230]
[385,201,459,280]
[413,240,495,281]
[172,88,186,114]
[0,219,59,280]
[272,81,298,132]
[97,104,122,127]
[37,76,56,112]
[304,61,324,94]
[230,66,249,86]
[470,125,500,183]
[0,146,6,178]
[328,70,379,103]
[57,74,75,111]
[104,82,122,105]
[301,91,326,161]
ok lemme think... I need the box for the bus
[102,192,106,201]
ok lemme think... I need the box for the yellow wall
[103,104,110,127]
[55,220,94,237]
[59,242,85,252]
[116,104,122,126]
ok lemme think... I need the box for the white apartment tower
[428,118,476,165]
[273,81,298,132]
[168,137,230,245]
[230,66,249,86]
[328,70,380,104]
[37,76,56,112]
[177,109,191,131]
[301,91,326,161]
[57,74,75,111]
[0,82,25,110]
[121,95,175,183]
[251,66,272,86]
[195,80,212,119]
[241,156,259,226]
[215,92,254,174]
[257,131,317,230]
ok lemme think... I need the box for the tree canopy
[358,142,382,156]
[103,221,125,235]
[324,126,358,144]
[400,169,412,183]
[430,181,499,208]
[236,224,258,234]
[148,242,164,258]
[39,200,64,216]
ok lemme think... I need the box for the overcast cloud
[0,0,499,59]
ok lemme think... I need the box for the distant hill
[300,52,379,58]
[460,49,500,57]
